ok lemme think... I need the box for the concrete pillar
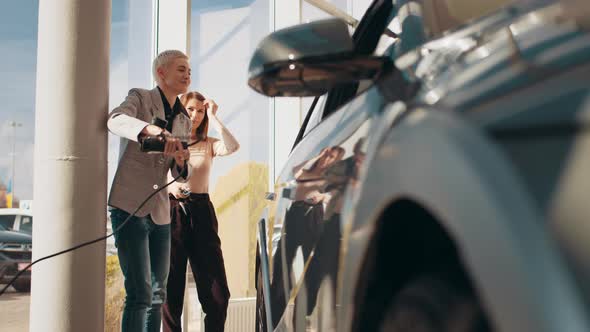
[30,1,110,331]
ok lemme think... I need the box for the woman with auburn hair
[163,91,240,332]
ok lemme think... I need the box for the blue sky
[0,1,129,200]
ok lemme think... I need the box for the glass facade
[0,0,371,328]
[0,1,39,208]
[189,0,272,298]
[108,0,155,190]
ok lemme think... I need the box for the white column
[156,0,191,55]
[30,1,110,331]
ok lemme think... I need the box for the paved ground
[0,281,237,332]
[0,285,30,332]
[0,283,198,332]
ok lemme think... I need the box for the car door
[261,0,404,329]
[270,91,379,331]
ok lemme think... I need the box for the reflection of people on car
[286,146,345,266]
[269,146,344,326]
[324,137,366,219]
[293,146,345,209]
[302,137,367,320]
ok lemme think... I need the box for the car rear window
[20,216,32,233]
[0,215,16,230]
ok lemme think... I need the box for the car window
[0,215,16,230]
[302,95,327,137]
[20,216,32,233]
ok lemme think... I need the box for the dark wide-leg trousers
[162,194,231,332]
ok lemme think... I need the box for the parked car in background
[249,0,590,331]
[0,208,33,235]
[0,223,32,292]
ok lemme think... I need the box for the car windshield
[0,214,16,230]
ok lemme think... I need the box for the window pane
[0,2,37,328]
[189,0,272,298]
[0,2,38,208]
[20,216,32,233]
[302,0,349,23]
[106,2,154,329]
[0,215,16,229]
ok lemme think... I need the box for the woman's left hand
[174,146,190,167]
[204,99,218,118]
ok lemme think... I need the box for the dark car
[0,223,32,292]
[250,0,590,331]
[0,208,33,234]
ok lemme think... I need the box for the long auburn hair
[180,91,208,142]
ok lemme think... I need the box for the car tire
[12,279,31,293]
[378,275,491,332]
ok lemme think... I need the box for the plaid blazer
[107,87,192,225]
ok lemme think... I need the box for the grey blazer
[107,87,192,225]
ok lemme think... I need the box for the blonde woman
[163,91,239,332]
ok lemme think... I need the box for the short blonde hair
[152,50,189,83]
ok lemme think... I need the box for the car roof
[0,208,33,217]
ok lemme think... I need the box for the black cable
[0,171,184,296]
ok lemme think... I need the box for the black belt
[170,193,209,201]
[188,193,209,200]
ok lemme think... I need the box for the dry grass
[105,255,125,332]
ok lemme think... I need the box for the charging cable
[0,171,184,296]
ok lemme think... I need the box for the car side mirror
[248,18,391,97]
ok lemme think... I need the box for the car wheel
[12,279,31,293]
[378,275,491,332]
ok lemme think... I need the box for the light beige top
[169,122,239,196]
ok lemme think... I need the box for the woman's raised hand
[204,99,218,118]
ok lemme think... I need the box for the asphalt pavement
[0,285,30,332]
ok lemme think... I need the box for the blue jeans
[110,208,171,332]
